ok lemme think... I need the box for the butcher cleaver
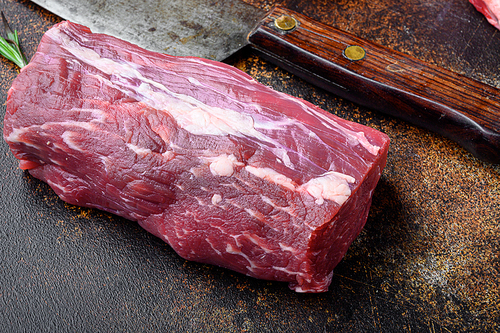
[30,0,500,163]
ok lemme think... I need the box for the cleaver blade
[30,0,266,61]
[29,0,500,163]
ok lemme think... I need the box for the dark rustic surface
[0,0,499,332]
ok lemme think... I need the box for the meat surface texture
[3,21,390,292]
[470,0,500,29]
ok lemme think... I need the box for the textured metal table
[1,0,499,331]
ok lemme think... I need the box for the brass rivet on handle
[274,15,297,31]
[344,45,366,61]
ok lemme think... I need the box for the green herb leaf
[0,11,27,68]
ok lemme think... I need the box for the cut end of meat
[470,0,500,29]
[3,21,390,293]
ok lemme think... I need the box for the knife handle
[248,6,500,164]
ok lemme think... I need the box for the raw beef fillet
[470,0,500,29]
[3,21,390,292]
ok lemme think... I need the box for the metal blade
[31,0,266,61]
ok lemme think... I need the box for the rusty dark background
[0,0,499,332]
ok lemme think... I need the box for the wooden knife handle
[248,6,500,164]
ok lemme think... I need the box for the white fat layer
[206,154,244,177]
[211,194,222,205]
[260,195,295,217]
[272,265,307,277]
[127,143,152,155]
[205,238,222,255]
[246,166,354,206]
[57,34,276,143]
[52,24,381,166]
[66,108,107,122]
[279,243,298,253]
[5,127,34,147]
[299,171,355,206]
[272,148,293,169]
[61,131,82,152]
[245,166,295,191]
[225,243,258,271]
[39,120,96,132]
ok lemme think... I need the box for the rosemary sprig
[0,11,28,68]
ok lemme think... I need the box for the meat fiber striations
[3,21,390,292]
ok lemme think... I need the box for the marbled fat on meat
[3,21,390,292]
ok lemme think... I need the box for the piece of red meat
[470,0,500,29]
[3,21,389,292]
